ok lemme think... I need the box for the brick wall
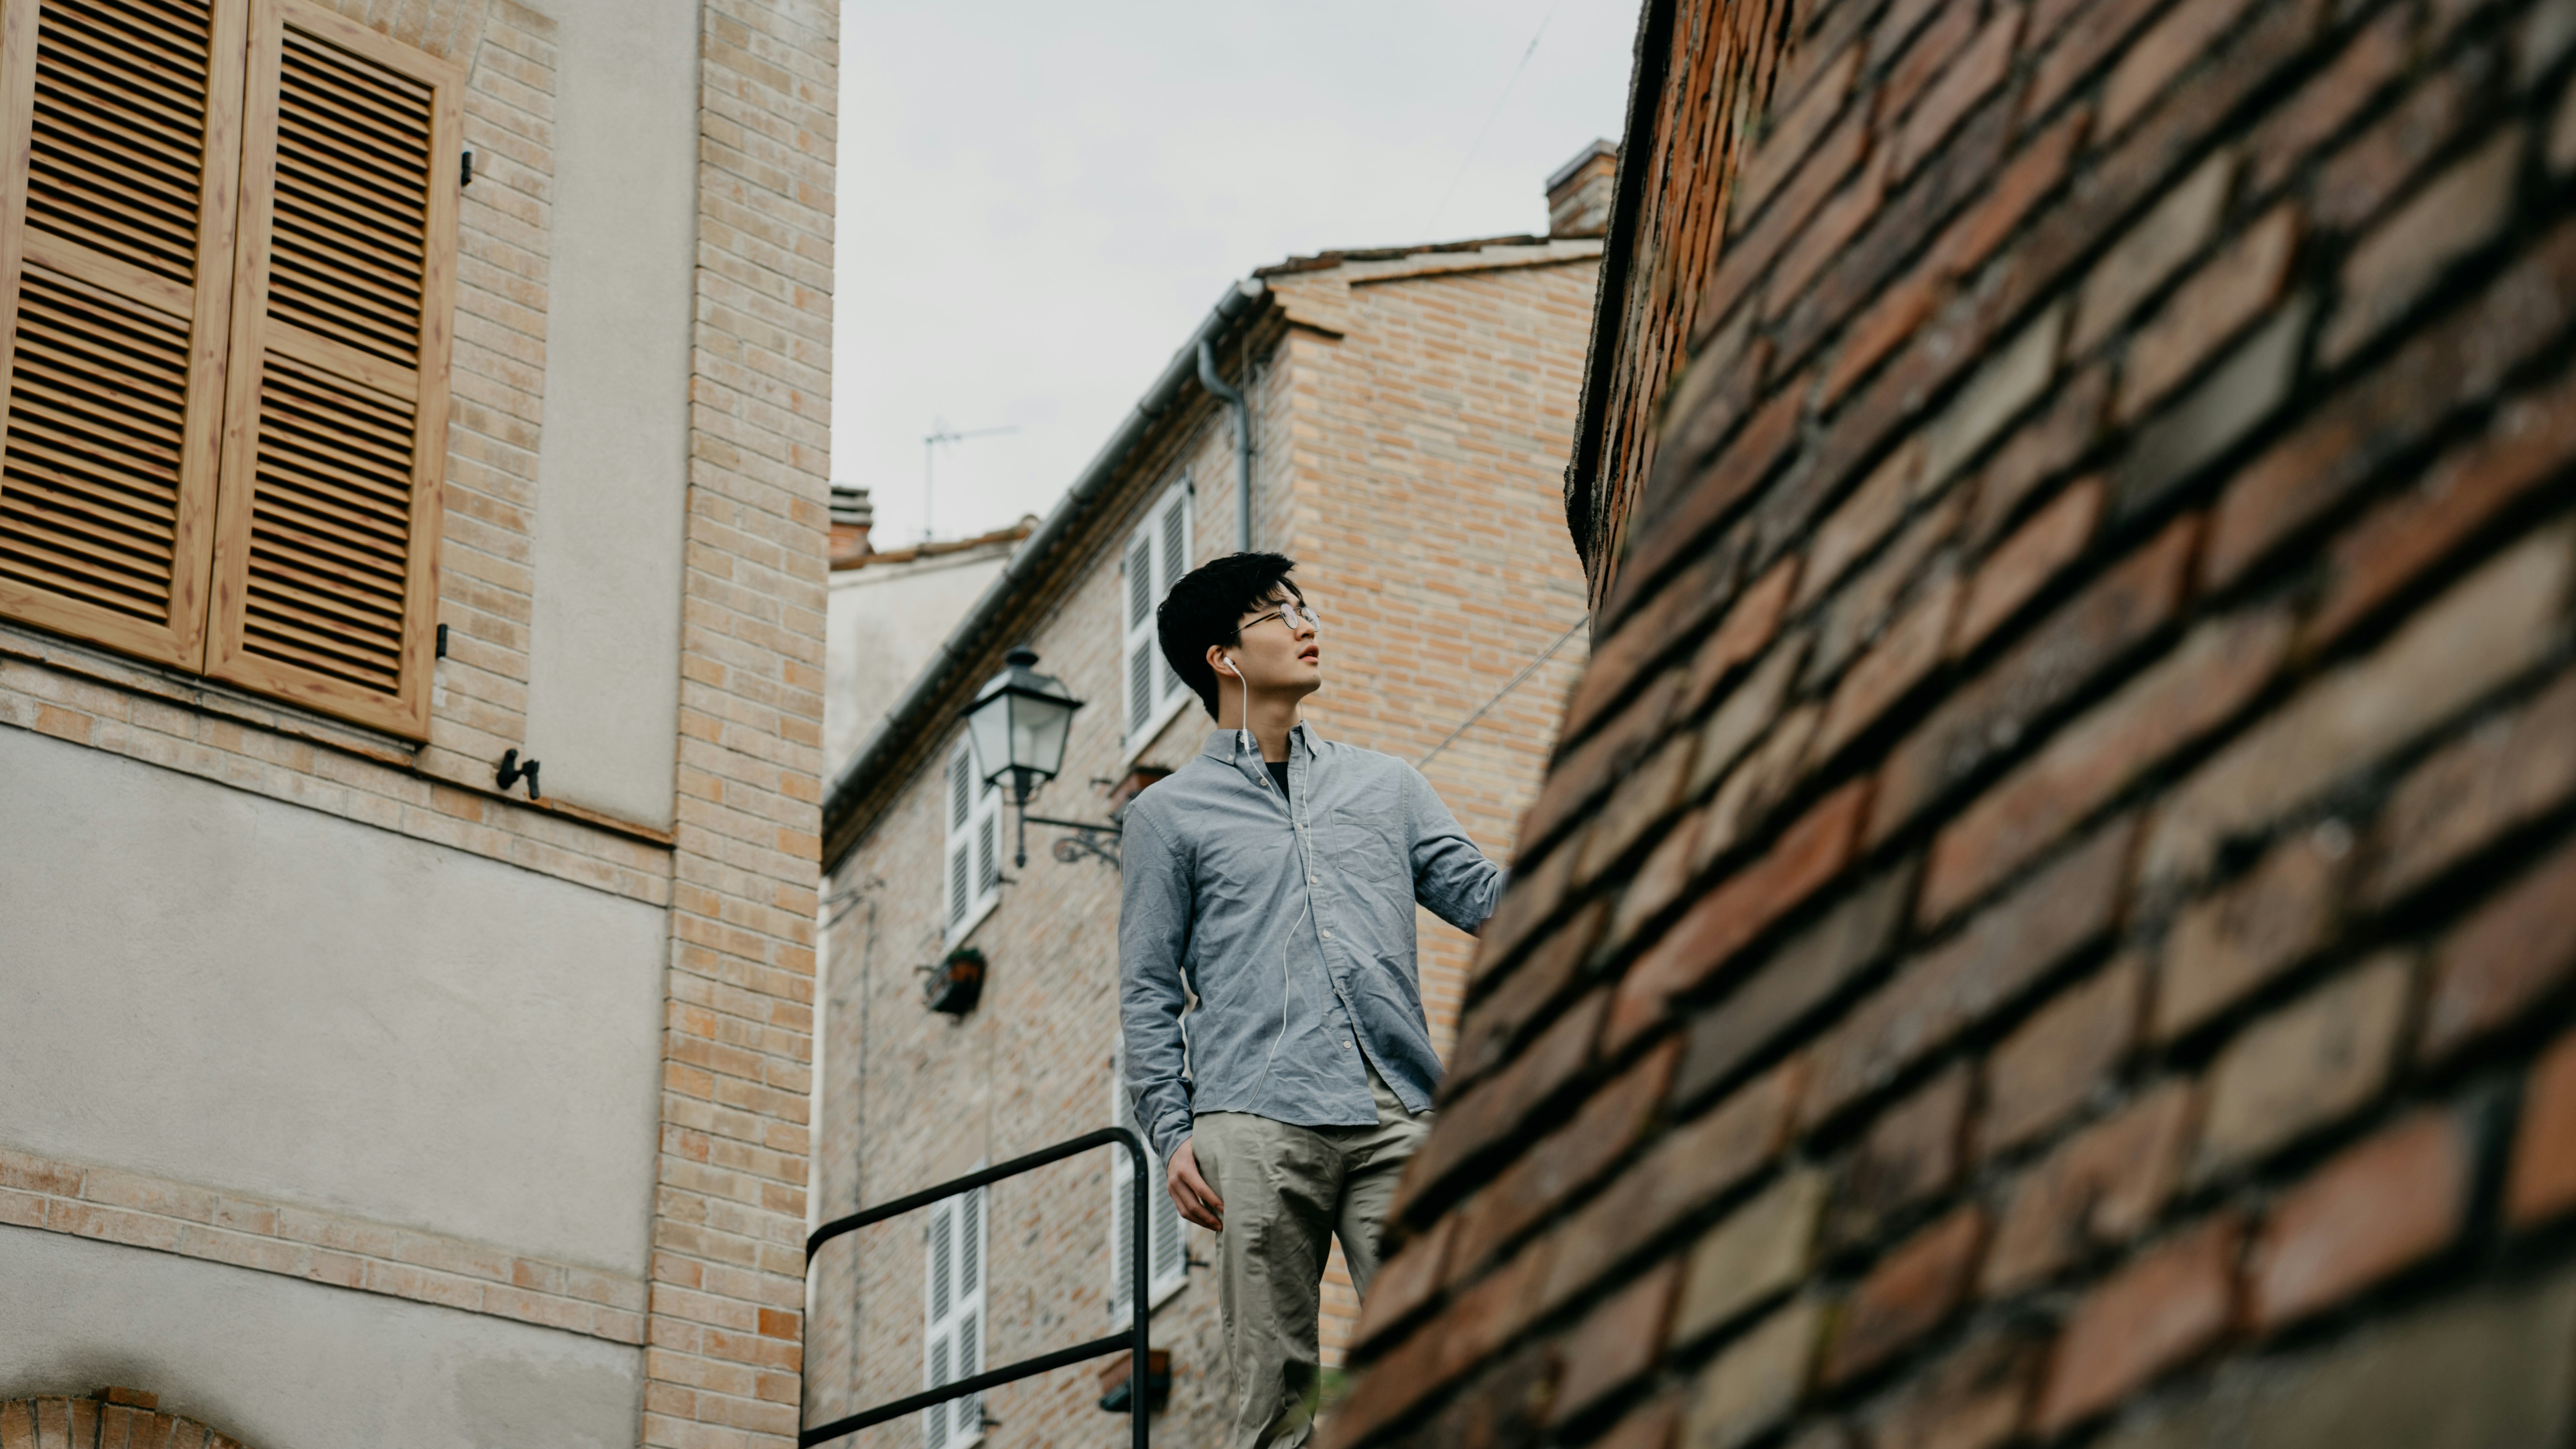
[647,0,837,1445]
[1331,0,2576,1442]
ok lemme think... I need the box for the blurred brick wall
[1331,0,2576,1441]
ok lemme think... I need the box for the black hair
[1157,551,1302,719]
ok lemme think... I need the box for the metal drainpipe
[1197,338,1253,551]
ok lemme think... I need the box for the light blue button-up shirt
[1119,723,1506,1161]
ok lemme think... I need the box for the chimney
[1546,139,1618,238]
[830,484,873,568]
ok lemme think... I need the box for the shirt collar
[1196,719,1326,763]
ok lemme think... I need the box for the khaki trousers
[1190,1060,1429,1449]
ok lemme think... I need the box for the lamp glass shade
[962,647,1083,795]
[1009,690,1075,780]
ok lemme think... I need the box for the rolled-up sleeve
[1404,765,1506,934]
[1118,805,1198,1161]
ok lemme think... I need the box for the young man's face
[1221,587,1323,699]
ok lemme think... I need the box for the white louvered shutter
[944,744,972,931]
[1110,1045,1187,1322]
[1156,490,1186,699]
[943,738,1003,941]
[923,1187,986,1449]
[974,773,999,896]
[1118,483,1191,749]
[1121,532,1153,738]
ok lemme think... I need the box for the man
[1118,551,1505,1448]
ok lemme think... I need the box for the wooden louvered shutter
[204,0,457,736]
[0,0,248,667]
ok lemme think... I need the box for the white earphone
[1224,652,1251,757]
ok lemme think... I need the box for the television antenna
[922,421,1017,542]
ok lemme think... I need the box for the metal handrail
[802,1126,1151,1449]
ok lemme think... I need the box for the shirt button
[1321,930,1332,939]
[1308,874,1318,884]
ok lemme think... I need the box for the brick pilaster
[644,0,837,1443]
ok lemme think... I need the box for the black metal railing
[802,1126,1151,1449]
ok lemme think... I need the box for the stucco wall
[520,0,701,830]
[824,542,1017,778]
[0,728,666,1275]
[0,1229,644,1449]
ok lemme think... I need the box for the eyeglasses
[1241,601,1321,635]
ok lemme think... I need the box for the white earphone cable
[1231,648,1310,1103]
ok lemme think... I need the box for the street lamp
[961,646,1118,867]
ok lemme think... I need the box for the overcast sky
[831,1,1645,545]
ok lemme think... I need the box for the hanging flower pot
[926,945,987,1016]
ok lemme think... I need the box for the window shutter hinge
[497,748,541,800]
[460,150,474,188]
[436,622,448,658]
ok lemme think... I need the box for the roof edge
[1564,0,1680,596]
[820,277,1269,869]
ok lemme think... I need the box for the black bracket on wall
[496,748,541,799]
[460,149,474,187]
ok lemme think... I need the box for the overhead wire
[1423,0,1564,236]
[1415,615,1589,770]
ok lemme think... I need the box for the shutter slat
[0,518,172,605]
[0,468,176,558]
[1,267,190,629]
[264,23,429,364]
[0,0,242,669]
[1127,639,1153,736]
[22,0,212,283]
[1152,1174,1185,1281]
[1125,536,1150,627]
[1111,1168,1134,1320]
[231,352,412,689]
[0,484,177,575]
[283,26,431,134]
[953,1308,980,1437]
[924,1334,950,1449]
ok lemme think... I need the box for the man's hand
[1166,1137,1224,1231]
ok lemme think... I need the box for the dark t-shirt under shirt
[1266,760,1290,804]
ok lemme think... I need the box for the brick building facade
[0,2,834,1446]
[1332,0,2576,1443]
[809,169,1605,1445]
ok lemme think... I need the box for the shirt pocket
[1319,798,1407,886]
[1200,829,1295,900]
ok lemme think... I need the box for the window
[1119,481,1192,750]
[921,1184,987,1449]
[1110,1044,1187,1322]
[943,738,1002,940]
[0,0,462,739]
